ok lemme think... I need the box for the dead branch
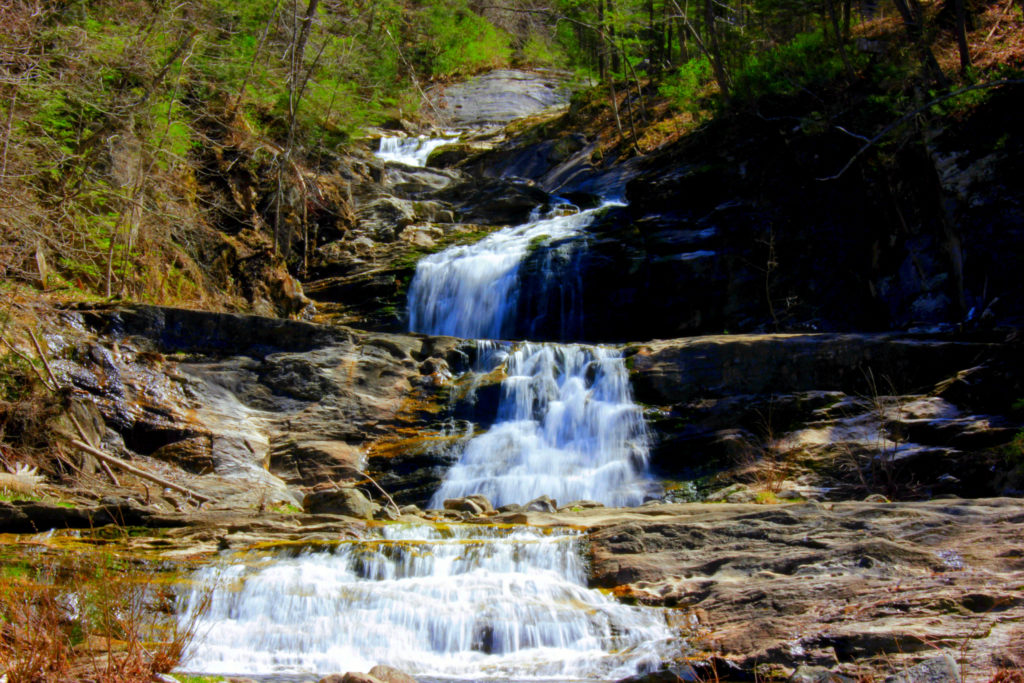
[819,79,1024,181]
[71,439,213,504]
[341,464,400,515]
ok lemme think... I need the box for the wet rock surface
[449,87,1024,343]
[628,331,1024,500]
[524,499,1024,677]
[50,304,490,509]
[425,69,570,128]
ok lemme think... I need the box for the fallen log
[71,439,214,504]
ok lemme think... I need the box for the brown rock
[583,498,1024,675]
[368,664,418,683]
[443,497,485,515]
[525,495,557,512]
[150,436,215,474]
[302,487,379,519]
[339,674,384,683]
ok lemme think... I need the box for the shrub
[417,0,511,78]
[659,56,714,112]
[732,30,867,101]
[0,547,209,682]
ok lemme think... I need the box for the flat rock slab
[627,333,1008,404]
[427,69,570,128]
[543,498,1024,677]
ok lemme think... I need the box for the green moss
[526,234,550,254]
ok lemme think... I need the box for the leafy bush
[659,56,713,112]
[520,34,566,68]
[417,0,511,78]
[732,30,866,101]
[0,548,209,681]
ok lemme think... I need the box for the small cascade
[408,204,608,340]
[376,135,458,167]
[178,524,675,680]
[432,343,652,508]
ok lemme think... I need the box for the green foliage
[733,30,864,101]
[659,56,713,112]
[520,35,566,68]
[0,353,37,402]
[417,0,511,77]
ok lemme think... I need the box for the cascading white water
[431,343,652,508]
[178,524,675,680]
[408,201,655,507]
[175,139,672,680]
[376,135,459,167]
[408,204,608,340]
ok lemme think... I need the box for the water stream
[179,525,675,680]
[178,138,673,681]
[430,342,652,508]
[376,135,459,167]
[409,200,655,507]
[408,203,607,341]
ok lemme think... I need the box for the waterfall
[409,201,655,507]
[408,204,607,340]
[376,135,459,167]
[178,524,675,680]
[174,142,672,681]
[431,343,652,508]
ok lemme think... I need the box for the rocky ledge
[511,498,1024,679]
[6,495,1021,680]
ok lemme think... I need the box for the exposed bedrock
[59,304,492,508]
[565,498,1024,677]
[628,331,1024,499]
[54,305,1024,509]
[450,88,1024,342]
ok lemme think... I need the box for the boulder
[884,656,961,683]
[524,495,557,513]
[356,197,416,242]
[790,666,856,683]
[464,494,495,513]
[368,665,418,683]
[270,439,364,487]
[425,69,569,128]
[443,497,487,515]
[425,142,482,168]
[302,488,378,519]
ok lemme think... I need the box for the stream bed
[177,524,677,680]
[173,135,677,681]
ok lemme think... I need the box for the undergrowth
[0,542,210,682]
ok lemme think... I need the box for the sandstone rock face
[577,499,1024,675]
[425,69,570,128]
[367,664,418,683]
[628,333,1005,405]
[58,305,490,508]
[303,487,378,518]
[627,332,1024,500]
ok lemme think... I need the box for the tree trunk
[954,0,972,74]
[891,0,948,86]
[825,0,857,80]
[703,0,731,100]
